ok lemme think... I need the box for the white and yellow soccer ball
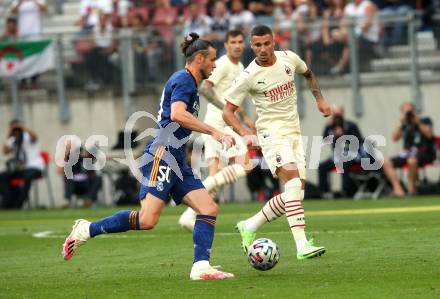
[247,238,280,271]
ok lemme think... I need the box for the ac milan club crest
[285,65,292,76]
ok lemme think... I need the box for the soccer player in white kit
[179,30,255,231]
[223,25,332,260]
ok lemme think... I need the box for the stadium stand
[0,0,438,90]
[0,0,439,205]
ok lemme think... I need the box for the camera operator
[0,120,44,208]
[57,141,102,208]
[383,102,436,195]
[318,105,364,198]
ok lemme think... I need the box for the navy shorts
[138,147,204,205]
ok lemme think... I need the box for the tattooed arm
[201,80,256,132]
[302,69,332,117]
[199,80,224,110]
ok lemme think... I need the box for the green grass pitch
[1,197,440,299]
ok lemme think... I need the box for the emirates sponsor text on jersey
[263,80,294,103]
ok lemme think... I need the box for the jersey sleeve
[170,76,194,106]
[206,59,226,86]
[224,70,250,107]
[287,51,308,74]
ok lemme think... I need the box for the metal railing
[1,12,439,122]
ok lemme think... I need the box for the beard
[200,67,210,80]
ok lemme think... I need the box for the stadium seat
[7,151,54,208]
[398,136,440,186]
[331,163,387,200]
[27,151,55,209]
[349,170,387,200]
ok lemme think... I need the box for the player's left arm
[171,101,234,145]
[301,69,332,117]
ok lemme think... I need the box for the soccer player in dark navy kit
[62,33,235,280]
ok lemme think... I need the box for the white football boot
[62,219,91,260]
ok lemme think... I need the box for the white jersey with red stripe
[225,50,307,136]
[204,54,244,130]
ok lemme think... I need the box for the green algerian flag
[0,39,54,79]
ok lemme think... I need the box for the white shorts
[204,127,247,161]
[259,134,306,179]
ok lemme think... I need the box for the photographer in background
[0,120,44,208]
[382,102,436,196]
[318,105,364,198]
[57,141,102,208]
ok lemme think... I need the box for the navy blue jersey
[138,69,204,202]
[147,69,200,162]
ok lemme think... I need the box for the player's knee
[199,201,218,216]
[139,217,159,230]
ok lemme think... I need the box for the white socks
[191,260,210,272]
[244,178,307,251]
[243,211,267,232]
[178,207,197,231]
[284,178,307,250]
[203,164,246,192]
[179,164,247,232]
[244,185,306,231]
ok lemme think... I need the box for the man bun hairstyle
[251,25,273,37]
[180,32,214,62]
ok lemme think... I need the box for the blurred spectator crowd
[2,0,440,88]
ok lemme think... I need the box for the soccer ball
[247,238,280,271]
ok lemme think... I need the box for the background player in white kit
[223,25,332,260]
[179,30,256,231]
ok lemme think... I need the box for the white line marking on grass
[307,205,440,216]
[31,227,435,239]
[25,205,440,239]
[32,231,55,238]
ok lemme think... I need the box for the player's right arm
[201,80,255,132]
[169,75,233,144]
[223,71,253,137]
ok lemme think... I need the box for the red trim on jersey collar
[185,68,197,85]
[225,99,239,108]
